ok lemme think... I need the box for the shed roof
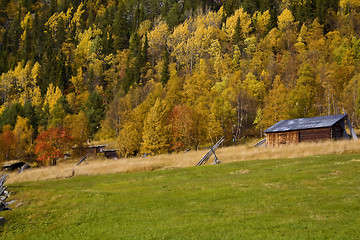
[264,114,347,133]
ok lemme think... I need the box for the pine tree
[232,16,244,50]
[32,12,45,62]
[142,33,149,65]
[113,1,130,50]
[0,28,9,73]
[0,103,23,129]
[166,2,184,28]
[84,92,105,138]
[160,46,170,86]
[123,31,144,91]
[7,12,21,62]
[23,101,39,137]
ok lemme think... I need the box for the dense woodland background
[0,0,359,163]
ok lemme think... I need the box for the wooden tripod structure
[196,136,225,166]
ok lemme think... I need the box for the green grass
[1,153,360,239]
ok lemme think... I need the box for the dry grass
[7,139,360,184]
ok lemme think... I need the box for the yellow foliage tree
[0,61,41,105]
[164,64,184,109]
[210,77,235,139]
[70,3,84,36]
[20,12,33,46]
[227,70,258,139]
[65,111,89,146]
[141,98,170,155]
[252,10,271,37]
[183,59,222,147]
[118,106,146,157]
[74,27,102,70]
[168,8,224,72]
[70,67,87,93]
[148,19,169,65]
[255,76,290,130]
[278,9,295,31]
[168,19,191,68]
[13,116,33,159]
[277,8,297,50]
[243,72,266,103]
[45,9,71,40]
[209,39,230,78]
[118,82,164,157]
[225,8,252,40]
[44,83,63,111]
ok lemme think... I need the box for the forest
[0,0,359,164]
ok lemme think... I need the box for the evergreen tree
[32,12,45,62]
[133,1,145,29]
[98,5,115,55]
[123,31,144,91]
[223,0,237,17]
[232,17,245,51]
[49,0,58,15]
[55,51,71,92]
[123,58,134,93]
[0,103,23,129]
[7,12,21,62]
[38,104,50,128]
[55,16,66,50]
[48,100,66,127]
[20,13,33,61]
[57,95,73,115]
[113,1,130,50]
[142,33,149,65]
[166,2,184,28]
[23,101,39,137]
[161,0,171,19]
[84,92,105,138]
[0,28,9,74]
[160,47,170,86]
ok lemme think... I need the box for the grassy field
[6,139,360,184]
[1,152,360,239]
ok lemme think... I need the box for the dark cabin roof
[264,114,347,133]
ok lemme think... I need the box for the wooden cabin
[264,114,350,147]
[72,145,107,156]
[103,149,119,159]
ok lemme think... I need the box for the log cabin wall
[266,130,300,147]
[266,127,334,147]
[299,128,331,142]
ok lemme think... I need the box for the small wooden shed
[103,149,119,159]
[72,145,107,156]
[264,114,350,147]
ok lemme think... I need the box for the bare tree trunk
[235,96,243,140]
[52,158,57,166]
[354,77,357,126]
[327,86,331,116]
